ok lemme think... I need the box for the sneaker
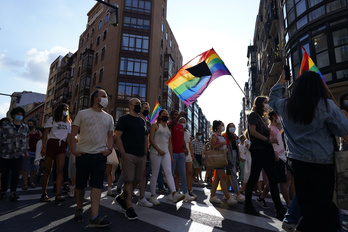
[107,190,116,197]
[167,193,173,202]
[115,195,127,211]
[209,195,222,204]
[137,197,153,207]
[9,192,19,202]
[198,180,204,186]
[158,188,167,194]
[172,192,185,203]
[125,207,138,221]
[282,221,297,232]
[227,196,238,205]
[68,186,75,198]
[188,190,198,199]
[73,209,84,223]
[149,195,160,205]
[184,192,195,201]
[88,215,111,228]
[244,204,260,216]
[275,208,287,221]
[256,197,270,209]
[237,194,245,202]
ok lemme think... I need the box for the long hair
[212,120,222,132]
[340,92,348,111]
[286,71,328,124]
[225,123,234,141]
[251,96,267,116]
[156,109,167,123]
[54,103,69,123]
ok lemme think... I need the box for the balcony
[269,0,279,38]
[268,39,282,75]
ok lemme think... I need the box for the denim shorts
[75,153,106,189]
[22,153,38,172]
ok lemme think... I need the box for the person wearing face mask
[0,107,29,201]
[148,109,185,205]
[40,103,71,204]
[192,132,205,185]
[22,119,42,190]
[222,123,245,203]
[244,96,286,220]
[115,98,147,221]
[209,120,238,205]
[70,89,114,227]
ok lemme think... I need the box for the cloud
[20,46,70,83]
[0,54,24,70]
[0,102,10,119]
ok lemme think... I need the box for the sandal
[29,182,36,188]
[55,194,65,202]
[40,194,51,202]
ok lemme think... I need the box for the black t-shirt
[116,114,145,157]
[247,111,270,149]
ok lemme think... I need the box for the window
[98,20,102,30]
[116,107,130,122]
[117,82,146,101]
[120,57,148,77]
[75,84,79,95]
[121,33,149,53]
[93,73,96,86]
[170,39,172,47]
[95,52,98,65]
[296,16,308,29]
[162,6,165,17]
[99,68,104,83]
[125,0,151,13]
[123,16,150,30]
[161,22,164,32]
[309,6,325,21]
[336,69,348,80]
[326,0,347,13]
[97,36,100,46]
[103,30,107,40]
[308,0,323,8]
[105,14,109,24]
[77,67,80,77]
[101,47,106,60]
[296,0,306,17]
[333,28,348,63]
[166,31,168,40]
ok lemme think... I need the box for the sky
[0,0,260,131]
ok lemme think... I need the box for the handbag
[106,148,119,166]
[205,149,228,169]
[333,149,348,210]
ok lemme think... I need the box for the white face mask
[220,126,225,132]
[229,127,235,134]
[62,111,68,117]
[276,118,281,124]
[99,97,108,108]
[263,103,270,111]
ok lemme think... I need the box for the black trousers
[291,159,339,232]
[245,148,283,211]
[0,157,22,193]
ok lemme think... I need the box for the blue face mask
[198,135,202,140]
[15,115,23,121]
[181,123,186,129]
[236,139,241,143]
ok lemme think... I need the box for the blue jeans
[172,152,188,194]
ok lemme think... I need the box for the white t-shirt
[44,117,71,142]
[269,124,286,162]
[73,108,114,154]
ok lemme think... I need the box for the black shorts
[194,155,203,166]
[75,153,106,189]
[274,159,287,183]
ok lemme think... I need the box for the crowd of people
[0,71,348,231]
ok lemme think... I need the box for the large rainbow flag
[165,48,231,106]
[149,100,161,124]
[299,46,326,84]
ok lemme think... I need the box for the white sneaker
[184,192,195,201]
[209,195,222,204]
[68,186,75,198]
[149,195,160,205]
[237,194,245,202]
[167,193,173,202]
[172,192,185,203]
[136,197,153,207]
[282,221,297,232]
[227,196,238,205]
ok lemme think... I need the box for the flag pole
[325,85,339,106]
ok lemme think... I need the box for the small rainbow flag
[149,101,161,124]
[299,46,326,84]
[165,48,231,106]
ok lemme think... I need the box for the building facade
[242,0,348,131]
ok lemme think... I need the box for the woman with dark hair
[22,119,42,190]
[149,109,184,204]
[209,120,237,205]
[269,71,348,232]
[244,96,286,219]
[222,123,245,202]
[0,107,29,201]
[40,103,71,203]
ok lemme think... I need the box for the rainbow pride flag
[165,48,231,106]
[299,46,326,84]
[149,100,161,124]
